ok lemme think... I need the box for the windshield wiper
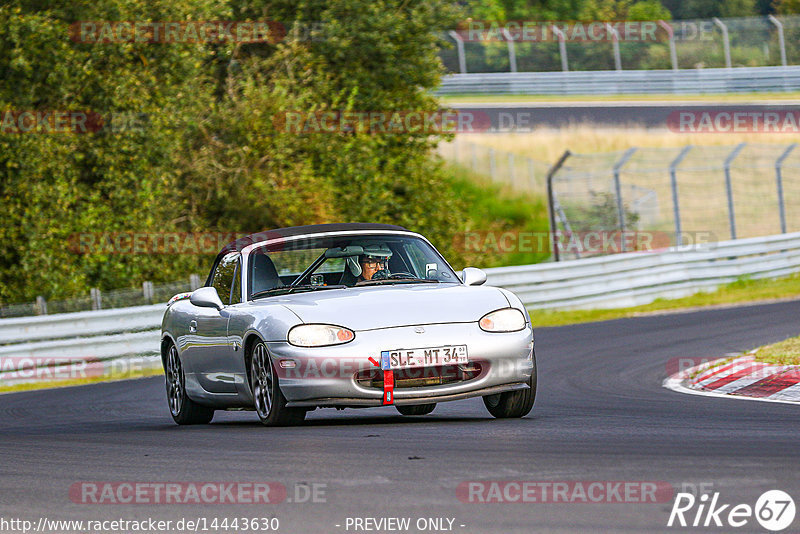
[252,284,346,299]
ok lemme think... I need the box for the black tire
[483,351,537,419]
[165,343,214,425]
[396,403,436,416]
[250,341,306,426]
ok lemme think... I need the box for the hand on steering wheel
[370,269,390,281]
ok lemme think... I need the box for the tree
[661,0,757,19]
[774,0,800,13]
[466,0,672,21]
[0,2,223,303]
[0,0,488,304]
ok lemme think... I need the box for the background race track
[2,300,800,533]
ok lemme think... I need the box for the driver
[357,244,392,282]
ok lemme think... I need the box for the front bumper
[266,322,534,408]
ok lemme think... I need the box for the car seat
[251,254,284,294]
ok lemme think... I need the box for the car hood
[266,283,510,330]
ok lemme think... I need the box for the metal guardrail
[436,66,800,95]
[0,331,160,362]
[0,304,164,345]
[487,231,800,309]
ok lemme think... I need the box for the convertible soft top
[218,223,410,255]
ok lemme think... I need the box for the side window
[212,253,240,305]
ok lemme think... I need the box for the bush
[0,0,551,305]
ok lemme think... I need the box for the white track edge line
[662,375,800,406]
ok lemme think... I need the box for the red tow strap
[383,369,394,404]
[379,352,394,405]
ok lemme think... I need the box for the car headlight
[288,324,355,347]
[479,308,526,332]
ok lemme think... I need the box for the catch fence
[439,139,800,260]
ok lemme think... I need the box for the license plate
[381,345,468,370]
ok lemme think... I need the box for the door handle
[189,320,197,333]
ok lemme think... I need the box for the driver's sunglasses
[360,258,387,267]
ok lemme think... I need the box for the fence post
[724,143,746,240]
[768,15,788,67]
[190,274,202,290]
[503,28,518,73]
[448,31,468,74]
[35,296,48,316]
[90,288,102,311]
[713,18,732,69]
[606,23,622,71]
[658,20,678,71]
[776,143,797,234]
[669,145,693,247]
[551,26,569,72]
[613,148,637,251]
[143,281,154,304]
[546,150,572,262]
[489,148,497,181]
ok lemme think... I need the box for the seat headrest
[251,254,283,292]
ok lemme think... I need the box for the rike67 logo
[668,490,795,531]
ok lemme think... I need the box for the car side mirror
[190,287,225,311]
[461,267,487,286]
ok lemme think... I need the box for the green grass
[531,272,800,327]
[752,336,800,366]
[0,367,163,394]
[439,92,800,104]
[444,163,550,268]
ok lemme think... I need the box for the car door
[191,252,240,394]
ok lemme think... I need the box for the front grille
[355,364,482,389]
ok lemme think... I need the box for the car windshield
[248,234,459,299]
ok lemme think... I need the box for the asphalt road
[2,300,800,533]
[452,101,800,129]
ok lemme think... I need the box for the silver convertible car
[161,223,536,426]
